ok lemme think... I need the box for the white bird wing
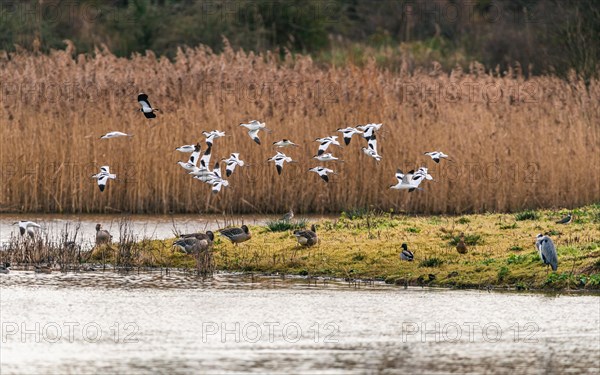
[248,128,261,144]
[395,169,405,184]
[97,174,110,191]
[367,135,377,151]
[100,166,110,174]
[139,100,152,112]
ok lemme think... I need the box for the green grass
[266,218,309,232]
[80,205,600,291]
[515,210,539,221]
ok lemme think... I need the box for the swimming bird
[267,152,295,175]
[222,153,245,177]
[337,127,363,145]
[281,210,294,221]
[308,166,337,183]
[315,136,341,156]
[202,130,226,147]
[100,131,133,139]
[273,139,298,148]
[361,135,382,161]
[175,144,196,153]
[177,144,202,172]
[240,120,270,145]
[556,213,572,224]
[389,169,423,192]
[13,221,42,238]
[219,225,251,245]
[424,151,452,163]
[456,233,468,254]
[137,93,159,119]
[0,262,10,274]
[293,224,318,247]
[357,123,383,139]
[313,153,342,162]
[400,243,414,261]
[91,166,117,192]
[95,224,112,246]
[174,232,214,254]
[535,234,558,272]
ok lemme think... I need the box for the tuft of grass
[405,227,421,233]
[515,210,539,221]
[266,218,308,232]
[419,258,443,268]
[457,217,470,224]
[497,266,510,281]
[499,222,518,230]
[446,233,483,246]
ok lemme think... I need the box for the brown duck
[293,224,318,247]
[456,232,468,254]
[218,225,251,245]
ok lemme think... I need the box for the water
[1,271,599,374]
[0,214,331,247]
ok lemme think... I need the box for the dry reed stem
[0,45,598,214]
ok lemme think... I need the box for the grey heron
[535,234,558,272]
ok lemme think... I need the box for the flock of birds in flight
[1,93,567,274]
[92,93,453,194]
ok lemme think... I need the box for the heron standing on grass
[535,234,558,272]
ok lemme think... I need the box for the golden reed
[0,43,598,214]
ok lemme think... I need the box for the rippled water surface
[1,271,599,374]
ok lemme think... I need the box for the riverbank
[86,205,600,291]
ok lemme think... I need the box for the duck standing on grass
[456,233,468,254]
[293,225,318,247]
[174,231,214,254]
[219,225,251,245]
[400,243,414,261]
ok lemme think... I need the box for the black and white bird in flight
[337,127,363,145]
[207,162,229,194]
[273,139,298,148]
[424,151,452,163]
[313,153,342,162]
[137,93,159,119]
[202,130,226,147]
[13,221,42,238]
[222,153,245,177]
[315,136,341,156]
[361,135,382,161]
[178,144,202,172]
[267,152,295,175]
[100,131,133,139]
[240,120,270,145]
[390,169,423,192]
[357,123,383,139]
[413,167,433,182]
[308,166,337,183]
[91,166,116,192]
[175,144,196,153]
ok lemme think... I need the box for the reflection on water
[1,271,599,374]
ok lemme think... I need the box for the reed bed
[0,43,598,214]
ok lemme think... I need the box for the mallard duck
[218,225,251,245]
[293,224,318,247]
[400,243,414,261]
[456,233,468,254]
